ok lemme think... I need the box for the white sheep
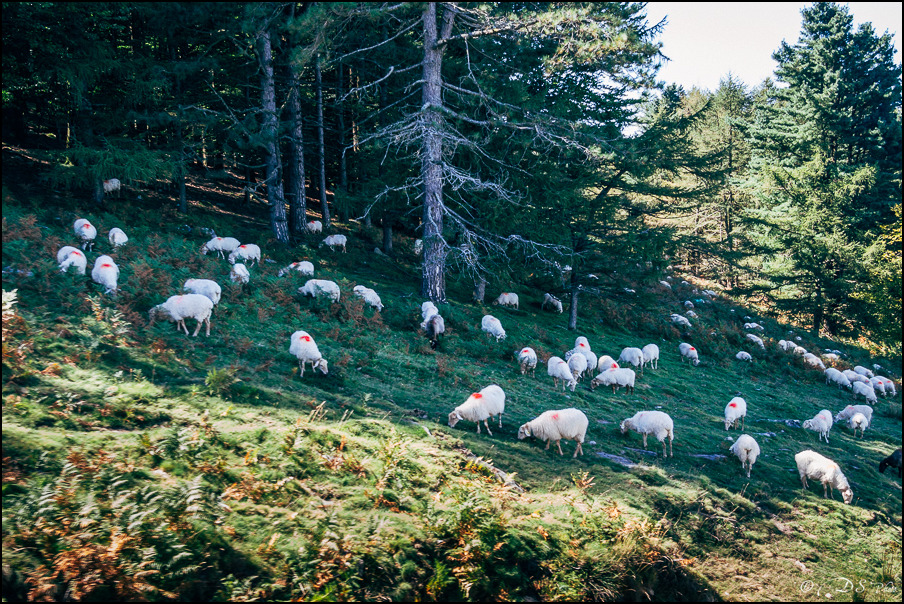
[228,243,262,266]
[743,322,764,331]
[352,285,384,311]
[108,227,128,248]
[597,355,619,372]
[659,280,672,290]
[288,330,329,377]
[57,246,87,275]
[299,279,340,303]
[321,234,347,252]
[200,236,241,259]
[801,353,825,370]
[795,450,853,504]
[670,314,692,328]
[421,301,438,321]
[618,347,645,373]
[735,351,752,362]
[745,333,765,349]
[620,410,674,457]
[230,263,250,285]
[791,345,807,355]
[91,255,119,293]
[875,376,896,397]
[729,434,760,478]
[851,381,878,404]
[824,368,852,390]
[678,342,699,366]
[493,292,519,309]
[277,261,315,277]
[724,397,747,431]
[834,404,873,426]
[868,377,886,397]
[424,314,445,350]
[822,353,840,362]
[448,385,505,435]
[847,412,869,438]
[547,356,577,392]
[590,367,635,394]
[481,315,506,341]
[73,218,98,251]
[778,339,796,352]
[516,347,538,377]
[148,294,214,337]
[567,352,588,381]
[413,239,423,255]
[802,409,834,443]
[853,366,874,378]
[518,408,588,458]
[542,293,563,313]
[306,220,323,234]
[685,310,697,318]
[102,178,121,195]
[183,278,222,305]
[574,336,590,350]
[842,369,870,385]
[683,300,694,310]
[642,344,660,370]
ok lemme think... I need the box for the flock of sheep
[56,216,901,505]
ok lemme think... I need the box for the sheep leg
[741,416,745,431]
[642,433,648,449]
[192,320,202,337]
[205,318,211,336]
[800,475,808,489]
[544,440,550,450]
[298,360,305,377]
[573,442,583,458]
[178,319,189,335]
[497,413,502,428]
[556,440,563,456]
[483,420,493,436]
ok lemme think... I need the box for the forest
[2,2,902,602]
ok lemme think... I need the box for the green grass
[2,149,901,601]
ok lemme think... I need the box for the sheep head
[448,411,462,428]
[517,423,531,440]
[314,359,329,375]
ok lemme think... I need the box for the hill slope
[2,147,901,601]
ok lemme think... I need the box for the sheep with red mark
[724,397,747,431]
[57,246,87,275]
[448,385,506,435]
[288,330,329,377]
[73,219,97,251]
[518,408,589,458]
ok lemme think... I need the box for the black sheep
[879,448,902,478]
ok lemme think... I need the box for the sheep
[822,352,840,362]
[547,356,577,392]
[597,355,619,372]
[516,346,538,377]
[824,368,852,390]
[791,345,807,355]
[685,310,697,318]
[729,434,760,478]
[102,178,121,196]
[778,339,796,352]
[183,278,222,305]
[413,239,423,255]
[91,255,119,293]
[518,408,588,458]
[620,411,674,457]
[321,234,347,252]
[683,300,694,310]
[678,343,699,366]
[228,243,262,266]
[735,351,753,362]
[73,219,97,251]
[448,385,505,435]
[795,450,853,504]
[879,449,902,477]
[853,366,874,378]
[868,377,887,397]
[299,279,340,303]
[724,397,747,431]
[108,227,128,248]
[802,409,834,443]
[481,315,506,342]
[421,301,438,322]
[745,333,765,349]
[352,285,384,311]
[801,353,825,370]
[876,376,896,397]
[541,293,563,313]
[277,261,315,277]
[573,336,590,350]
[642,344,660,369]
[670,314,692,328]
[57,246,87,275]
[847,412,869,438]
[148,293,214,337]
[618,347,645,373]
[842,369,870,385]
[567,352,588,381]
[851,381,878,404]
[834,404,873,426]
[230,263,250,285]
[424,314,445,350]
[288,330,329,377]
[744,322,764,331]
[493,292,519,310]
[200,236,241,259]
[590,367,635,394]
[306,220,323,234]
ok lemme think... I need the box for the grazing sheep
[481,315,507,342]
[73,218,97,251]
[791,345,807,355]
[847,412,869,438]
[542,293,563,313]
[228,243,262,266]
[567,352,588,381]
[724,397,747,431]
[834,404,873,425]
[736,351,752,362]
[518,408,588,458]
[802,410,834,443]
[424,313,445,350]
[448,385,505,435]
[879,449,902,477]
[288,330,329,377]
[278,261,315,277]
[778,339,796,352]
[618,347,645,373]
[230,263,250,285]
[548,356,577,392]
[201,236,241,259]
[620,411,674,457]
[91,255,119,293]
[868,377,887,397]
[57,246,87,275]
[744,322,764,331]
[642,344,660,370]
[299,279,340,303]
[183,278,222,305]
[516,347,538,377]
[729,434,760,478]
[352,285,384,311]
[678,343,699,366]
[321,234,347,252]
[103,178,122,195]
[802,353,826,370]
[671,314,692,328]
[597,355,619,372]
[683,300,694,310]
[824,368,852,390]
[149,294,214,337]
[876,376,896,397]
[822,352,840,362]
[108,227,128,248]
[842,369,870,385]
[590,367,635,394]
[493,292,519,310]
[421,301,438,321]
[306,220,323,234]
[795,450,853,504]
[745,333,765,350]
[851,381,878,404]
[853,366,874,378]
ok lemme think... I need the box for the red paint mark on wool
[472,393,483,399]
[72,251,81,255]
[100,263,112,268]
[216,237,222,240]
[240,245,246,248]
[300,335,311,341]
[729,403,736,408]
[690,347,695,351]
[579,343,586,347]
[522,348,530,353]
[83,223,91,229]
[552,413,559,420]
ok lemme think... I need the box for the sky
[643,2,903,92]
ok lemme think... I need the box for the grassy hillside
[2,147,901,602]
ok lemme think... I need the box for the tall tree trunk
[420,2,455,302]
[382,221,393,254]
[286,59,307,235]
[473,277,487,303]
[568,268,579,330]
[259,27,289,244]
[315,55,330,227]
[337,62,349,222]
